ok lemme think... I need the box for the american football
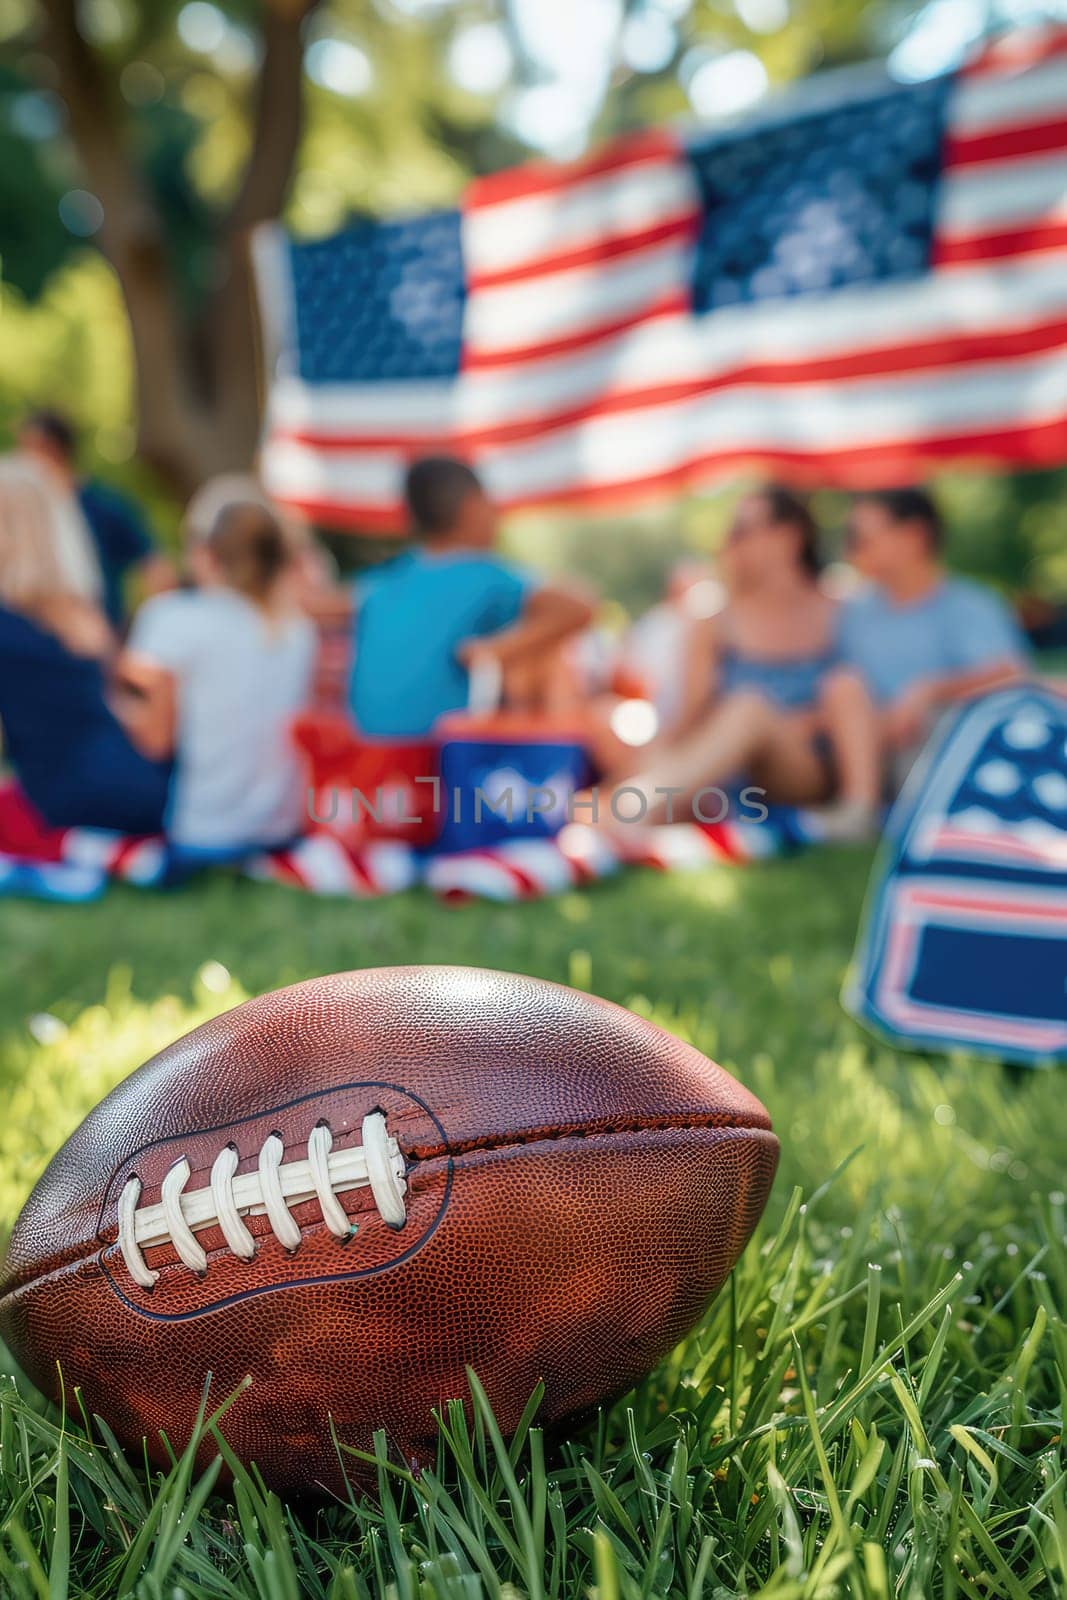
[0,965,777,1497]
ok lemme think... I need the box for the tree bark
[194,0,320,482]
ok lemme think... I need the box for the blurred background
[1,0,1065,611]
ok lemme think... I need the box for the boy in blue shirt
[349,457,592,737]
[840,488,1028,769]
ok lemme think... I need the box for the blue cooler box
[435,714,594,853]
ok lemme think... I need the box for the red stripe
[109,836,154,875]
[455,848,541,897]
[564,851,596,886]
[932,219,1067,266]
[907,886,1066,918]
[264,848,305,886]
[696,821,744,862]
[468,210,699,292]
[336,836,376,893]
[273,310,1067,454]
[437,711,590,741]
[462,290,690,371]
[272,497,408,534]
[943,114,1067,168]
[932,830,1066,867]
[961,27,1067,78]
[467,128,680,210]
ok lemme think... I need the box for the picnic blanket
[844,684,1067,1067]
[0,781,809,905]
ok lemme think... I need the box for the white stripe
[464,240,689,355]
[464,159,696,279]
[262,440,404,508]
[262,346,1067,508]
[937,150,1067,232]
[423,853,525,901]
[948,56,1067,137]
[264,258,1067,436]
[264,375,453,437]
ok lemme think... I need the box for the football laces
[116,1111,407,1291]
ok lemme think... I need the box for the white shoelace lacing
[117,1111,406,1291]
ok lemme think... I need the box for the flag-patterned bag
[845,684,1067,1067]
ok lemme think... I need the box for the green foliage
[0,856,1063,1594]
[936,470,1067,600]
[0,1,518,289]
[0,64,70,298]
[0,255,182,543]
[606,0,915,134]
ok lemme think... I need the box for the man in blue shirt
[19,410,175,627]
[840,487,1029,761]
[349,457,593,737]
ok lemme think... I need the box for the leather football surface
[0,965,779,1497]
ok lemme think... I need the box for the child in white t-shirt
[118,500,315,854]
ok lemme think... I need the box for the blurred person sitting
[0,456,171,833]
[841,488,1029,779]
[117,500,315,857]
[592,486,882,837]
[182,473,341,609]
[348,456,593,737]
[19,408,175,627]
[184,472,350,710]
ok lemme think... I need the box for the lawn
[0,853,1063,1598]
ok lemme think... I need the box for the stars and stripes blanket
[255,25,1067,532]
[0,781,803,905]
[845,684,1067,1068]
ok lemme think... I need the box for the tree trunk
[132,235,264,501]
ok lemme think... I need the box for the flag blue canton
[288,211,466,384]
[940,705,1067,875]
[686,77,952,313]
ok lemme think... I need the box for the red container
[291,713,439,848]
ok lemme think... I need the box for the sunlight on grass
[0,964,247,1227]
[653,864,743,912]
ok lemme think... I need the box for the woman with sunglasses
[592,486,881,840]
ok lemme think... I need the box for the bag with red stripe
[845,684,1067,1067]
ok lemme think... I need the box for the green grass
[0,855,1063,1597]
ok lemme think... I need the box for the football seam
[0,1120,777,1310]
[403,1108,771,1161]
[102,1105,769,1185]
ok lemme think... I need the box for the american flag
[255,25,1067,533]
